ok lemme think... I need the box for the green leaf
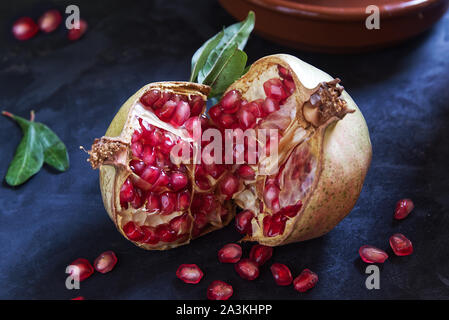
[5,115,44,186]
[197,11,255,85]
[35,123,70,171]
[189,30,224,82]
[208,48,248,98]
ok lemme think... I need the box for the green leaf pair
[190,11,255,98]
[2,111,69,186]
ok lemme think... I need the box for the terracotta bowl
[219,0,449,53]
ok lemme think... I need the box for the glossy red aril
[12,17,38,40]
[359,245,389,263]
[249,244,273,266]
[394,199,414,220]
[156,224,176,242]
[263,183,280,209]
[38,9,62,33]
[235,259,260,281]
[263,213,287,237]
[142,226,159,244]
[67,19,87,41]
[176,264,204,284]
[294,269,318,293]
[263,78,287,102]
[238,165,255,180]
[170,172,188,191]
[389,233,413,256]
[235,210,254,235]
[120,178,135,205]
[177,191,191,211]
[218,243,242,263]
[171,101,190,126]
[123,221,144,241]
[261,98,280,115]
[68,258,94,281]
[140,89,160,107]
[219,174,239,199]
[237,107,256,129]
[270,263,293,286]
[207,280,233,300]
[146,193,161,212]
[221,90,241,112]
[170,214,190,236]
[93,251,118,274]
[71,296,85,300]
[160,192,176,215]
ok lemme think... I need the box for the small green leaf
[35,123,70,171]
[5,116,44,186]
[208,48,248,98]
[197,11,255,85]
[189,30,224,82]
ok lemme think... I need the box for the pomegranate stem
[2,110,13,118]
[30,110,35,122]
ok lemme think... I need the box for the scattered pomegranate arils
[389,233,413,256]
[220,174,239,199]
[359,245,389,263]
[293,269,318,293]
[238,165,255,180]
[38,9,62,33]
[93,251,118,274]
[218,243,242,263]
[68,258,94,282]
[141,226,159,244]
[270,263,293,286]
[235,210,254,235]
[207,280,233,300]
[394,199,414,220]
[12,17,39,41]
[235,259,260,281]
[140,89,161,107]
[123,221,144,241]
[263,78,287,102]
[160,192,176,215]
[176,264,204,284]
[249,244,273,266]
[71,296,85,300]
[67,19,87,41]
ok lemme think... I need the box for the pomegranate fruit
[12,17,39,40]
[176,264,204,284]
[270,263,293,286]
[86,82,235,250]
[389,233,413,256]
[235,258,259,280]
[93,251,118,274]
[38,9,62,33]
[394,199,414,220]
[218,243,242,263]
[68,258,94,281]
[293,269,318,293]
[207,280,233,300]
[359,245,389,263]
[249,244,273,266]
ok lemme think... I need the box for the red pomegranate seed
[394,199,414,220]
[263,78,287,102]
[190,95,205,116]
[141,146,155,165]
[141,226,159,244]
[71,296,85,300]
[159,100,177,121]
[218,243,242,263]
[278,65,292,79]
[262,98,280,115]
[129,160,145,175]
[170,172,188,191]
[235,259,259,281]
[293,269,318,293]
[12,17,39,40]
[93,251,117,274]
[207,280,233,300]
[235,210,254,235]
[130,189,143,209]
[38,9,62,33]
[140,89,160,107]
[176,264,204,284]
[247,99,263,118]
[195,176,211,190]
[131,141,143,158]
[123,221,144,241]
[237,107,256,129]
[119,178,135,204]
[147,129,162,146]
[169,214,190,235]
[270,263,293,286]
[200,194,216,215]
[278,201,303,218]
[389,233,413,256]
[238,165,255,180]
[177,190,191,211]
[141,166,160,184]
[68,258,94,281]
[156,224,177,242]
[263,213,287,237]
[160,192,176,215]
[209,105,222,122]
[218,113,236,128]
[359,245,389,263]
[249,244,273,266]
[264,183,280,209]
[146,193,161,212]
[221,90,241,112]
[220,174,239,199]
[283,79,295,95]
[153,92,172,109]
[172,101,190,126]
[67,19,87,41]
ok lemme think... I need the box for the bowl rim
[246,0,444,21]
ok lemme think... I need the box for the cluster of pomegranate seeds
[12,17,38,40]
[93,251,118,274]
[293,269,319,293]
[207,280,233,300]
[140,89,205,128]
[270,263,293,286]
[394,198,414,220]
[37,9,62,33]
[235,259,260,281]
[69,258,94,281]
[218,243,242,263]
[249,244,273,266]
[359,245,389,263]
[389,233,413,256]
[176,264,204,284]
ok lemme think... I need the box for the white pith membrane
[87,82,235,250]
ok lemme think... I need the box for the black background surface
[0,0,448,300]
